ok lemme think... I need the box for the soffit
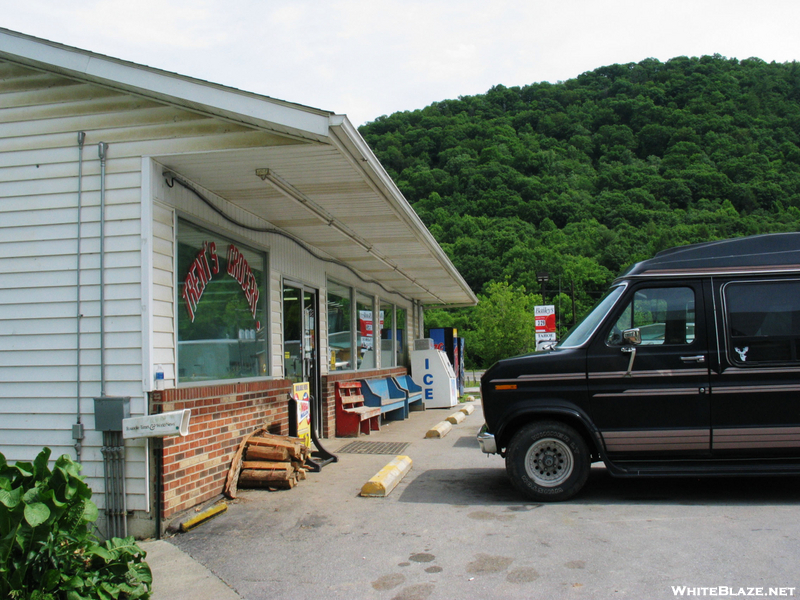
[157,143,476,306]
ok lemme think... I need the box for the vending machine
[429,328,465,395]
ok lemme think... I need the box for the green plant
[0,448,151,600]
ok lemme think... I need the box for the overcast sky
[4,0,800,126]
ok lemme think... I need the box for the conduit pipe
[98,142,108,396]
[255,168,446,304]
[101,431,127,538]
[74,132,86,460]
[96,142,127,539]
[164,170,421,304]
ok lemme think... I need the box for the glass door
[283,283,320,434]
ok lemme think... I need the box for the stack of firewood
[224,429,310,498]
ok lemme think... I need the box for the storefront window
[396,307,407,366]
[327,281,352,371]
[356,292,376,370]
[177,220,267,382]
[380,300,394,367]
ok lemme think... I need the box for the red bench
[335,381,381,437]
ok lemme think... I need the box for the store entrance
[283,282,321,436]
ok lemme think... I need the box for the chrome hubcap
[525,437,574,487]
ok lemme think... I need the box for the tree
[468,281,539,367]
[359,54,800,356]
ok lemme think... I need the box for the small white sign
[535,332,557,351]
[122,409,191,439]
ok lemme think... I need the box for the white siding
[151,200,176,385]
[0,55,425,523]
[0,60,305,513]
[0,63,152,509]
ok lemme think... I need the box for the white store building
[0,28,476,538]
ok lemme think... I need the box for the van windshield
[557,285,626,348]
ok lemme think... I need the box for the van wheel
[506,421,590,502]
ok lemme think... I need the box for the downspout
[74,132,86,460]
[155,437,163,539]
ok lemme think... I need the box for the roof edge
[328,115,478,306]
[0,27,333,143]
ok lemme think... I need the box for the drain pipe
[73,132,86,460]
[155,437,163,539]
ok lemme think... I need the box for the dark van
[478,233,800,501]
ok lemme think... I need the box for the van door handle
[681,355,705,363]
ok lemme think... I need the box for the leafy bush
[0,448,151,600]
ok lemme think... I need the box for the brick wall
[150,378,292,519]
[319,368,408,438]
[148,371,409,520]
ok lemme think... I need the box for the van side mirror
[621,328,641,377]
[623,328,641,345]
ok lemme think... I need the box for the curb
[460,404,475,415]
[360,455,413,497]
[446,411,466,425]
[180,502,227,532]
[425,421,453,438]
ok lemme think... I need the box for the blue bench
[393,375,424,411]
[358,378,409,421]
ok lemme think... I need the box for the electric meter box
[93,396,131,432]
[410,348,458,408]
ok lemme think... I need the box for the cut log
[247,436,306,460]
[239,468,294,485]
[229,431,311,493]
[245,445,290,462]
[250,439,307,460]
[241,461,294,471]
[223,427,265,499]
[249,433,306,447]
[268,478,297,490]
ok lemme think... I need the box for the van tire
[506,421,590,502]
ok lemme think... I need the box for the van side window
[725,280,800,364]
[607,287,696,346]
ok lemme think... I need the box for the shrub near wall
[150,379,292,519]
[0,448,152,600]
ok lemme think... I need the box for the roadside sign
[122,409,191,439]
[535,305,557,350]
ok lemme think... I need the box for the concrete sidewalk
[140,539,242,600]
[140,397,481,600]
[136,388,800,600]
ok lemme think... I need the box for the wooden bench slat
[341,395,365,404]
[335,380,380,437]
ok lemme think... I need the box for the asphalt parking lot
[158,402,800,600]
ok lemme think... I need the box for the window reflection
[177,220,267,381]
[327,281,352,371]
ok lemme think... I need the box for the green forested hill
[359,55,800,366]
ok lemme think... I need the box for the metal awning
[155,123,476,306]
